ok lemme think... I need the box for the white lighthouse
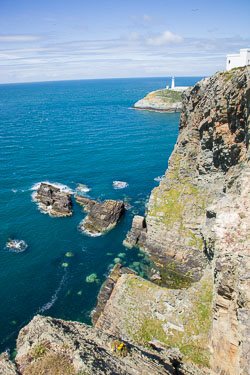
[171,76,175,89]
[167,76,189,92]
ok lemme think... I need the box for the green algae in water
[85,273,100,283]
[118,253,126,258]
[65,252,74,257]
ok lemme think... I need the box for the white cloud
[147,30,183,46]
[0,35,40,42]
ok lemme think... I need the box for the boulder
[35,183,73,217]
[78,199,125,234]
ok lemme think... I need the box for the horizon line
[0,74,209,86]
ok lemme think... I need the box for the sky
[0,0,250,83]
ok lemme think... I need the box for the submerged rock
[35,182,73,217]
[77,197,125,235]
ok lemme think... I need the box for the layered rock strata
[94,268,213,369]
[76,196,125,234]
[102,67,249,375]
[35,183,73,216]
[1,315,206,375]
[134,89,182,112]
[92,264,137,325]
[125,67,249,282]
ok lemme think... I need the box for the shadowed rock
[77,197,125,234]
[35,183,73,216]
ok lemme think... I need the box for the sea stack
[76,196,125,234]
[35,182,73,217]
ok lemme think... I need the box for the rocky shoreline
[1,66,249,375]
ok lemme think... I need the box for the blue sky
[0,0,249,83]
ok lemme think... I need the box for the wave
[75,184,91,195]
[37,273,66,314]
[30,181,74,194]
[5,239,28,253]
[154,175,164,182]
[113,181,129,189]
[78,219,103,237]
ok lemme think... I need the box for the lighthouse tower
[171,76,175,89]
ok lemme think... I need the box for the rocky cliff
[125,66,249,281]
[102,66,249,374]
[0,315,205,375]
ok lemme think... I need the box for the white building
[226,48,250,71]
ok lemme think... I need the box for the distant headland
[133,76,190,112]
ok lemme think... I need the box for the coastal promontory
[133,88,183,112]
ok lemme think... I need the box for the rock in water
[74,195,98,212]
[123,215,146,248]
[77,197,125,234]
[35,183,73,216]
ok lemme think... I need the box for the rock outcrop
[92,264,137,325]
[1,314,205,375]
[123,215,146,248]
[34,183,73,216]
[0,353,18,375]
[133,89,182,112]
[94,268,213,369]
[76,196,125,234]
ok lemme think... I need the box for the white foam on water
[154,175,164,182]
[75,184,91,194]
[113,181,129,189]
[30,181,74,194]
[37,274,66,313]
[5,239,28,253]
[79,219,103,237]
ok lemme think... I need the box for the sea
[0,76,203,352]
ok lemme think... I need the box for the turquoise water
[0,76,202,351]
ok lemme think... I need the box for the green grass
[146,89,182,103]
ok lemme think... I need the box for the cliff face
[109,66,249,374]
[125,67,249,281]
